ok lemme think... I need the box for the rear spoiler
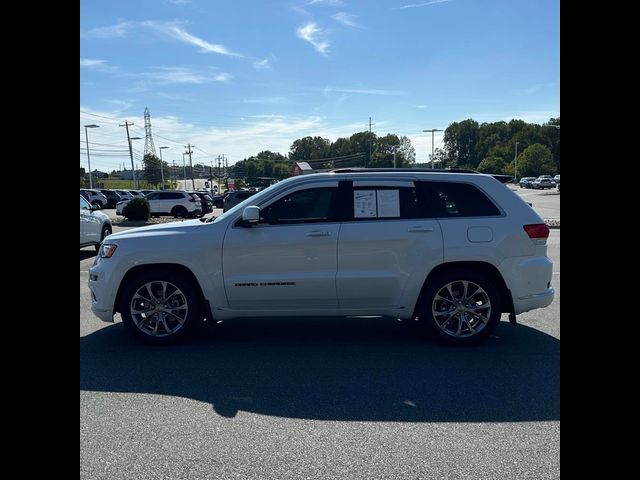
[491,174,513,184]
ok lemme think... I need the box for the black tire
[119,269,204,345]
[417,268,502,346]
[214,201,223,208]
[94,225,112,251]
[171,206,188,218]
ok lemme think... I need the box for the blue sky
[80,0,559,172]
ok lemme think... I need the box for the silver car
[80,195,112,250]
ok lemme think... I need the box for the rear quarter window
[418,181,501,217]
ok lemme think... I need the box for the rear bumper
[498,255,554,315]
[513,286,555,314]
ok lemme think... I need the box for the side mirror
[241,206,260,225]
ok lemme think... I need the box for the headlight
[99,244,117,258]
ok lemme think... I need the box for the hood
[107,219,206,241]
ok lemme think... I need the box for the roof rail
[329,168,513,184]
[330,167,479,174]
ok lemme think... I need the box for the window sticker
[376,189,400,217]
[354,190,377,218]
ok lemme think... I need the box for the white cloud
[83,20,241,57]
[105,99,135,111]
[80,58,107,67]
[241,97,286,104]
[130,67,232,85]
[520,81,560,94]
[393,0,450,10]
[157,92,192,102]
[307,0,344,6]
[323,86,405,96]
[252,58,271,70]
[212,72,233,82]
[82,21,133,38]
[414,104,429,109]
[296,23,330,56]
[160,24,241,56]
[333,12,362,28]
[167,0,191,5]
[80,58,119,72]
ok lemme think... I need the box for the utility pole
[185,144,195,190]
[119,121,136,187]
[367,117,375,167]
[423,128,444,168]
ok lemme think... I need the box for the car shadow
[80,317,559,422]
[79,249,97,261]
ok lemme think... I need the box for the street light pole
[423,129,443,168]
[182,153,187,186]
[84,124,99,188]
[159,146,169,189]
[514,141,520,181]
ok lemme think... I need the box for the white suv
[116,191,201,218]
[89,170,554,345]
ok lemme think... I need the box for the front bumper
[88,258,121,323]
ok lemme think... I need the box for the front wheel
[119,270,204,345]
[418,269,502,346]
[94,225,112,251]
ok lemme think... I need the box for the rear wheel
[418,269,502,346]
[119,269,204,345]
[171,206,188,218]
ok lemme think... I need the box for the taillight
[523,223,549,239]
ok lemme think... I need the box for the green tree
[443,119,480,167]
[143,153,162,187]
[477,156,508,174]
[515,143,556,177]
[289,136,331,161]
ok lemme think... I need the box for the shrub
[122,197,150,220]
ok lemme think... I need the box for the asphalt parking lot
[80,196,560,479]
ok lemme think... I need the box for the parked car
[140,190,155,196]
[211,193,227,209]
[531,178,556,189]
[128,190,144,197]
[80,189,108,209]
[553,175,560,183]
[89,170,554,346]
[80,195,112,250]
[116,190,202,218]
[97,189,122,208]
[519,177,536,188]
[114,190,135,201]
[223,190,258,212]
[188,191,214,214]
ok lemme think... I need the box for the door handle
[305,231,331,237]
[407,226,434,232]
